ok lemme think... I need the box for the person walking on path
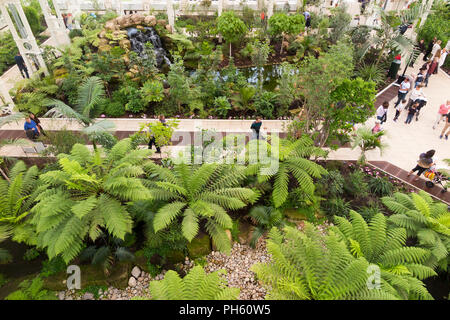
[406,84,425,109]
[393,99,406,122]
[423,37,436,61]
[407,150,436,182]
[439,112,450,140]
[394,78,410,108]
[433,100,450,129]
[251,117,263,140]
[24,117,40,140]
[414,96,427,121]
[14,53,29,79]
[376,101,389,124]
[405,102,418,124]
[414,68,426,88]
[148,115,167,153]
[424,57,439,87]
[371,120,383,133]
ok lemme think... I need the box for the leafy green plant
[344,170,369,199]
[0,31,19,74]
[5,276,57,300]
[29,139,152,263]
[333,210,435,299]
[0,225,12,264]
[140,79,165,104]
[382,191,450,271]
[248,206,285,247]
[44,76,116,149]
[41,129,86,156]
[213,96,232,118]
[253,91,278,118]
[40,257,67,278]
[355,63,385,86]
[251,225,399,299]
[247,135,327,208]
[316,170,345,198]
[217,11,247,58]
[369,176,394,197]
[145,163,258,253]
[322,197,351,218]
[23,248,40,261]
[146,265,239,300]
[351,127,387,164]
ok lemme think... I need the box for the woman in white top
[407,84,425,109]
[430,40,442,59]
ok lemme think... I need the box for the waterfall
[127,27,171,67]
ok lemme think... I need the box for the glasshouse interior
[0,0,449,302]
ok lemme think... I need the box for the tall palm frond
[74,76,105,118]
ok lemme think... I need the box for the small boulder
[82,292,95,300]
[144,15,156,26]
[131,266,141,278]
[128,277,137,287]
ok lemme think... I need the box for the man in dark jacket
[14,53,29,79]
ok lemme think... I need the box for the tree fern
[245,135,327,208]
[145,266,239,300]
[145,163,258,253]
[247,206,285,247]
[251,224,399,300]
[332,210,435,300]
[382,191,450,271]
[29,139,152,263]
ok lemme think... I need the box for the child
[372,120,382,133]
[405,103,418,124]
[414,68,426,88]
[393,99,406,121]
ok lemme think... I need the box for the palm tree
[144,162,258,253]
[382,191,450,271]
[251,224,399,299]
[332,210,435,300]
[351,127,387,164]
[145,266,239,300]
[44,76,115,149]
[28,139,152,264]
[360,7,416,66]
[246,135,328,208]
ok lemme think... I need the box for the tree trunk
[280,34,284,55]
[375,42,387,67]
[229,42,232,59]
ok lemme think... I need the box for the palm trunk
[375,41,387,67]
[229,42,232,59]
[280,34,285,55]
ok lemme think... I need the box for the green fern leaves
[147,266,239,300]
[146,163,257,253]
[30,140,152,263]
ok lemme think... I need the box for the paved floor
[328,54,450,173]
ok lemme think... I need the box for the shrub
[322,197,351,218]
[253,91,278,118]
[344,170,369,199]
[369,176,394,197]
[213,96,232,117]
[0,31,18,74]
[317,170,345,197]
[41,129,86,156]
[5,276,57,300]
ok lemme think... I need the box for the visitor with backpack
[424,57,439,87]
[405,102,418,124]
[407,150,436,182]
[393,99,406,122]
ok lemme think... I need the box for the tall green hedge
[0,31,19,74]
[418,6,450,45]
